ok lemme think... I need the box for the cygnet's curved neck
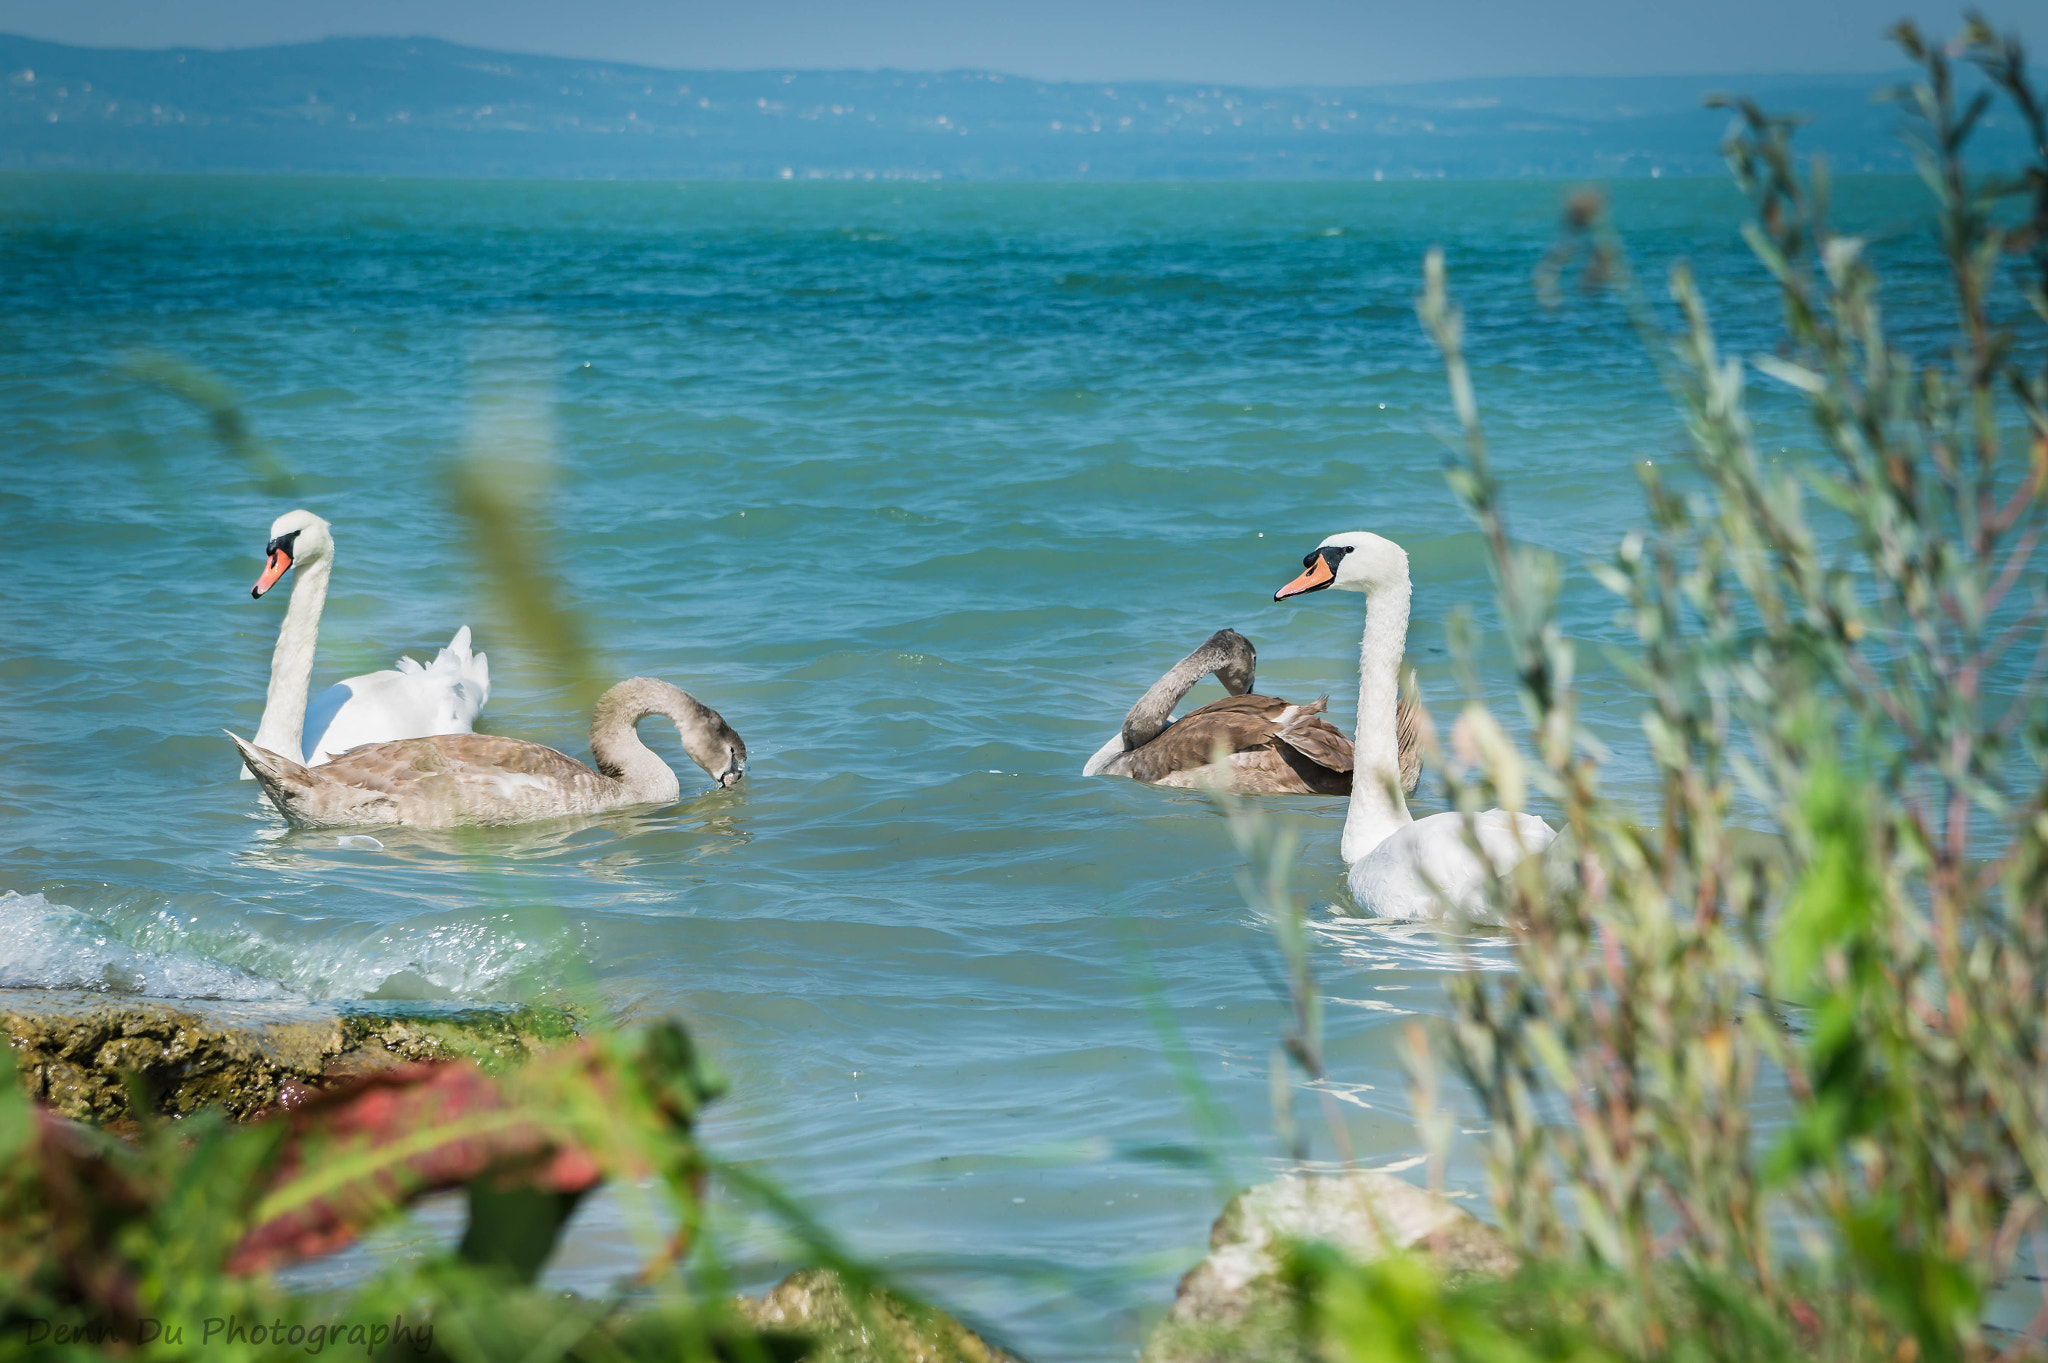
[1341,576,1413,864]
[1121,630,1255,750]
[253,554,332,762]
[590,678,740,801]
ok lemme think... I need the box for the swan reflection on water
[1311,915,1518,977]
[235,785,752,887]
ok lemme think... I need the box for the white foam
[0,891,579,1004]
[0,891,292,1001]
[229,912,579,1002]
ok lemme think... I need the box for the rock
[1143,1172,1513,1363]
[736,1268,1026,1363]
[0,990,577,1123]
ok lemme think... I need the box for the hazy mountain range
[1,33,2032,180]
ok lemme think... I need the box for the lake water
[0,173,1948,1358]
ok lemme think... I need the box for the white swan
[244,509,490,776]
[1275,531,1555,922]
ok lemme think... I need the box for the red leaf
[227,1061,605,1275]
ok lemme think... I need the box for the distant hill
[0,33,2032,180]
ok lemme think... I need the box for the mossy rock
[0,991,579,1123]
[1142,1173,1514,1363]
[735,1269,1025,1363]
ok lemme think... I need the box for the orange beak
[1275,553,1337,600]
[251,547,293,599]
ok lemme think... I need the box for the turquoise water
[0,174,1946,1357]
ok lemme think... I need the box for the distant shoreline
[5,33,2028,181]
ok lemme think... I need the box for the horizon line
[0,29,1925,93]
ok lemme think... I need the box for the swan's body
[1343,807,1557,920]
[1082,629,1421,796]
[1276,533,1555,922]
[297,630,489,764]
[230,677,745,829]
[245,510,489,776]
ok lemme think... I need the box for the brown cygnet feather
[1088,630,1423,795]
[230,677,745,829]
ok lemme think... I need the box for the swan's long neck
[590,678,744,802]
[1121,633,1253,750]
[1341,575,1413,864]
[252,555,331,762]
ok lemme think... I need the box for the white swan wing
[419,625,491,707]
[303,628,490,765]
[1347,810,1556,923]
[1469,810,1557,877]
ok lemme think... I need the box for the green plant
[1291,17,2048,1363]
[0,1012,1002,1363]
[0,1018,794,1362]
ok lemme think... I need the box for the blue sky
[5,0,2044,85]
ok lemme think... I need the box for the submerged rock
[736,1268,1025,1363]
[0,990,577,1123]
[1143,1171,1514,1363]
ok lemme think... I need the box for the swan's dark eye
[1317,545,1352,569]
[265,529,302,559]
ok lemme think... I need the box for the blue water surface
[0,173,1950,1359]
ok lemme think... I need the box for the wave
[227,912,584,1002]
[0,890,290,1001]
[0,891,581,1004]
